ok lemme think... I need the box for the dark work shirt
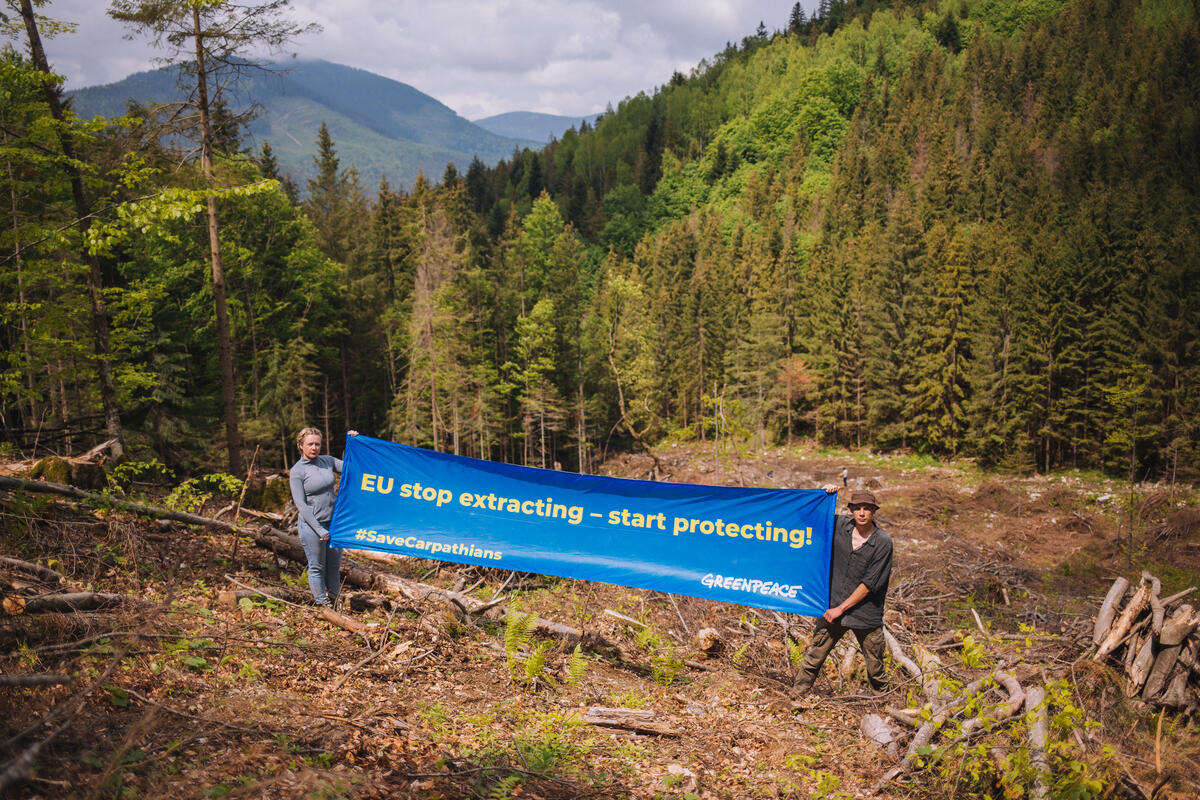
[827,513,893,629]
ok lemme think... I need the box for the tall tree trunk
[192,7,241,474]
[20,0,123,459]
[4,139,39,430]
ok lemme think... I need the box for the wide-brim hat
[848,489,879,509]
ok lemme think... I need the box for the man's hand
[822,484,838,494]
[823,606,844,624]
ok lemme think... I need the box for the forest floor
[3,442,1200,799]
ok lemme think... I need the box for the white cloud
[32,0,815,118]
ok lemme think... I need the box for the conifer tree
[109,0,316,473]
[16,0,124,458]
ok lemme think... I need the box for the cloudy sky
[35,0,816,120]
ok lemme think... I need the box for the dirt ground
[3,443,1199,799]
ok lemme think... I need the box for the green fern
[523,640,554,685]
[504,601,535,676]
[487,773,523,800]
[786,637,805,670]
[731,643,749,668]
[635,624,659,650]
[651,645,684,688]
[566,643,587,687]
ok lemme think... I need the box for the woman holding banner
[289,426,356,607]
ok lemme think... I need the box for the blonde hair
[296,426,323,450]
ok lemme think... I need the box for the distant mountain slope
[473,111,602,144]
[68,60,541,191]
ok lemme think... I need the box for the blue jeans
[298,521,342,605]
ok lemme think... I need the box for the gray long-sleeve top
[289,455,343,538]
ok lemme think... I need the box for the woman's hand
[347,429,359,437]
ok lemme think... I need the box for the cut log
[581,707,676,736]
[1094,576,1129,644]
[1128,636,1156,696]
[696,627,722,654]
[1160,639,1199,708]
[1157,605,1196,646]
[1142,607,1196,701]
[1096,576,1151,659]
[1146,572,1165,634]
[344,548,410,566]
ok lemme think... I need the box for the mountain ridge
[473,110,603,144]
[67,59,542,191]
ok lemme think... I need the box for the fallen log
[1025,685,1049,800]
[0,673,71,687]
[0,611,133,649]
[581,707,677,736]
[4,591,153,615]
[861,713,902,760]
[870,720,936,795]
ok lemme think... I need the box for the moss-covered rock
[31,456,107,490]
[31,457,71,484]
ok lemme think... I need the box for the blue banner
[329,436,835,616]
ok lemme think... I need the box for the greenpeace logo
[701,573,798,599]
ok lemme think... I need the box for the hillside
[2,444,1198,798]
[68,60,540,190]
[473,111,602,144]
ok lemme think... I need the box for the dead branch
[222,575,375,647]
[0,556,64,587]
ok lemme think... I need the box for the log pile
[1091,572,1198,710]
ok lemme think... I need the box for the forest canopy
[2,0,1198,480]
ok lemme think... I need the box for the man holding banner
[793,487,893,696]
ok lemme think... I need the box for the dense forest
[2,0,1198,481]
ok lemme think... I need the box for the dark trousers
[794,619,887,693]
